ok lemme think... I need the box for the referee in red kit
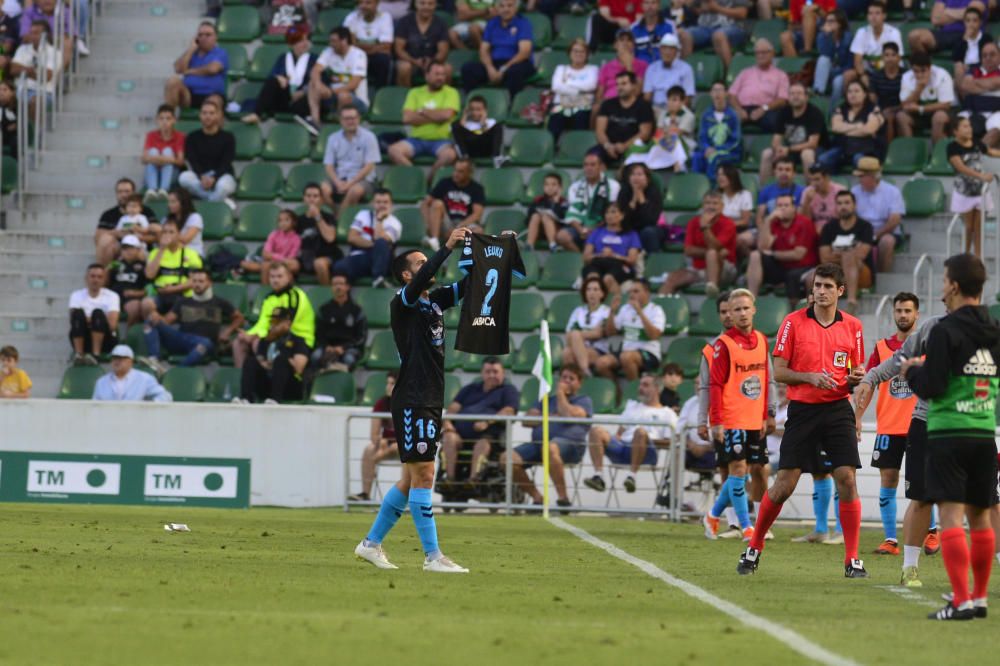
[738,263,869,578]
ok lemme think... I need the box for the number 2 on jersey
[480,268,499,316]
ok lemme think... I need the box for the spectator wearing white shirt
[547,38,599,141]
[851,157,905,273]
[320,105,380,212]
[717,164,754,232]
[596,279,666,381]
[895,50,956,144]
[344,0,394,89]
[69,264,121,366]
[9,19,62,119]
[332,189,401,287]
[302,27,368,135]
[585,373,677,493]
[563,276,613,377]
[92,344,172,402]
[642,33,695,110]
[844,1,903,94]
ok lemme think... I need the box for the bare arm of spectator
[393,36,419,67]
[479,39,499,81]
[503,39,533,69]
[960,72,1000,95]
[173,38,199,74]
[818,243,836,264]
[221,309,245,343]
[461,202,485,227]
[598,4,633,29]
[582,239,596,263]
[434,37,449,65]
[704,0,748,20]
[348,226,373,249]
[555,385,588,418]
[790,131,820,155]
[185,58,224,77]
[333,74,362,95]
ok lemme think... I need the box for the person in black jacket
[618,162,664,253]
[178,99,237,205]
[312,273,368,372]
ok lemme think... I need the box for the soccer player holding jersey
[853,292,920,555]
[904,254,999,620]
[354,227,471,573]
[738,263,869,578]
[705,290,776,541]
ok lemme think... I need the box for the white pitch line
[549,517,862,666]
[873,585,939,608]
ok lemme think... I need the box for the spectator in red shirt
[348,371,398,502]
[590,0,644,52]
[747,193,818,307]
[141,105,186,201]
[660,190,737,297]
[780,0,837,56]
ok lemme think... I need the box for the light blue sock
[730,475,752,529]
[408,487,441,558]
[813,476,832,534]
[930,505,939,531]
[834,490,842,534]
[365,485,408,544]
[710,477,732,518]
[879,487,898,541]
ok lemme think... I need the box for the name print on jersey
[455,232,526,355]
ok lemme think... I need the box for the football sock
[879,487,898,541]
[724,507,739,528]
[730,475,752,529]
[930,506,939,531]
[839,499,862,563]
[366,485,408,545]
[903,545,921,569]
[749,492,783,551]
[940,527,971,606]
[408,487,441,559]
[710,477,732,519]
[813,477,832,533]
[970,528,995,600]
[834,491,842,534]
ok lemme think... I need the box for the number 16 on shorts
[392,407,442,463]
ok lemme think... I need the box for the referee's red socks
[749,493,782,551]
[971,528,995,601]
[941,527,972,606]
[839,499,862,563]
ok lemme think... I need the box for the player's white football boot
[355,540,399,570]
[423,555,469,573]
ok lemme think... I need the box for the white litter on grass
[163,523,191,532]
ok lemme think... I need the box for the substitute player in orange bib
[737,262,868,577]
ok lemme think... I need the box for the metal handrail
[912,253,932,313]
[16,71,28,209]
[944,212,964,259]
[873,294,890,340]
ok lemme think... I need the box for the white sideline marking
[874,585,939,608]
[549,517,862,666]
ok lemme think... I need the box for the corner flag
[532,321,553,517]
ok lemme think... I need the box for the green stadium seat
[315,7,350,36]
[883,137,928,175]
[234,202,279,240]
[740,135,774,172]
[538,253,583,290]
[903,178,945,217]
[248,287,269,322]
[206,242,248,277]
[644,253,686,281]
[221,43,248,78]
[519,376,540,412]
[460,336,515,371]
[725,54,756,86]
[311,123,341,161]
[508,129,554,166]
[775,57,809,77]
[262,123,311,161]
[246,44,284,82]
[194,201,234,241]
[213,282,248,315]
[365,330,400,369]
[509,292,547,332]
[353,287,396,328]
[512,334,565,373]
[368,86,409,125]
[664,173,711,211]
[395,207,426,246]
[665,337,709,378]
[552,14,588,49]
[516,251,540,288]
[361,371,389,406]
[534,51,569,84]
[1,154,17,194]
[303,284,332,311]
[484,209,527,237]
[580,377,618,414]
[236,163,284,200]
[924,139,954,175]
[546,293,581,330]
[524,12,552,49]
[754,295,790,337]
[523,168,571,204]
[381,166,427,203]
[309,371,357,405]
[218,6,261,42]
[57,366,104,399]
[689,298,722,336]
[206,367,242,402]
[227,122,263,160]
[282,163,328,201]
[161,367,207,402]
[652,295,691,335]
[688,53,723,91]
[480,168,525,205]
[468,88,510,120]
[507,88,545,128]
[748,19,786,53]
[447,49,479,85]
[230,81,262,112]
[124,323,149,357]
[554,129,596,166]
[693,92,712,119]
[336,204,362,238]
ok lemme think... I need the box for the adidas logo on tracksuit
[963,348,997,375]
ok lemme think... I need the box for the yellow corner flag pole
[533,321,553,520]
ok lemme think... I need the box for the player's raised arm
[401,228,469,303]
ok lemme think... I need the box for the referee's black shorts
[926,437,1000,508]
[904,418,928,501]
[778,399,861,473]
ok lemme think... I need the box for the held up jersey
[455,232,526,355]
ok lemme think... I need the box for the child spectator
[116,194,153,247]
[239,209,302,283]
[581,203,642,296]
[628,85,693,173]
[142,105,186,201]
[451,94,504,164]
[659,362,684,413]
[525,172,569,251]
[0,345,32,399]
[948,115,1000,258]
[107,235,150,326]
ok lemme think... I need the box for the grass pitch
[1,504,997,666]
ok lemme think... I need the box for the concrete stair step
[0,231,95,253]
[0,270,87,293]
[0,250,92,273]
